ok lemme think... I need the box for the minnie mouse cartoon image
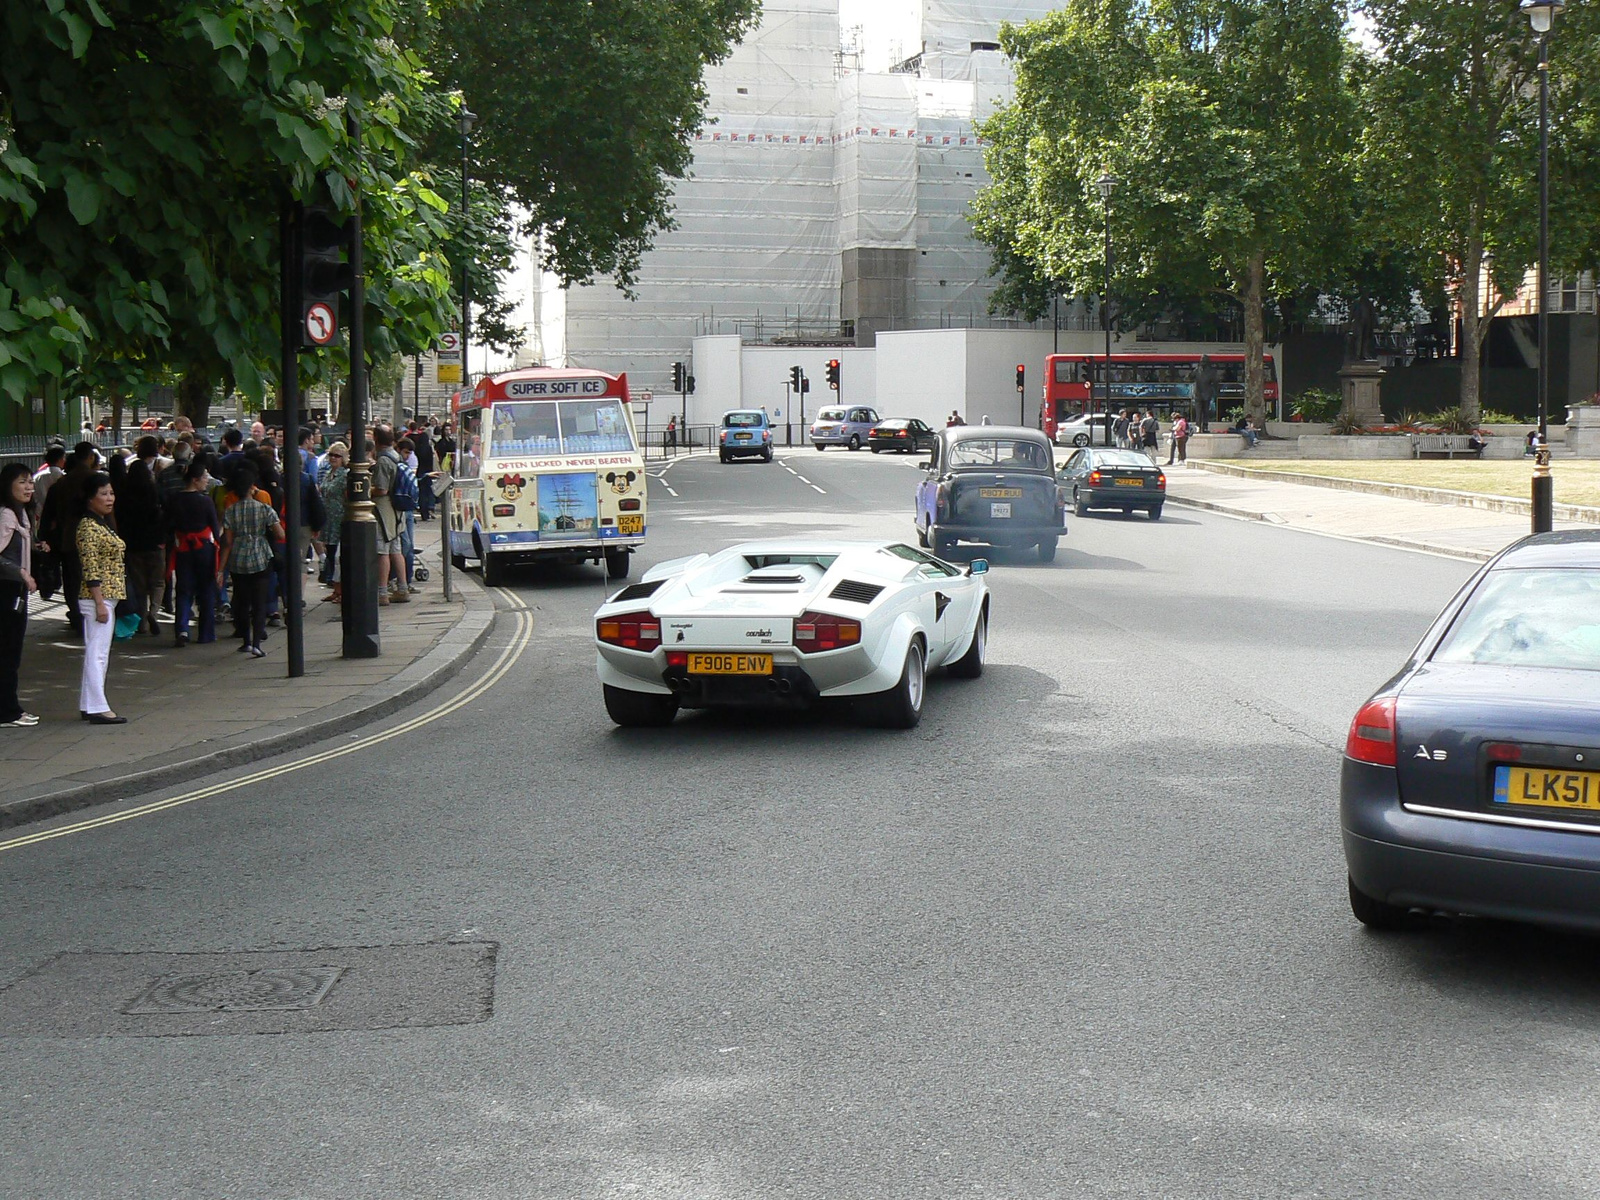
[496,474,526,501]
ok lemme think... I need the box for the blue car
[1342,531,1600,932]
[719,410,774,463]
[810,404,880,451]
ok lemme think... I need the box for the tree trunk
[176,369,214,428]
[1243,249,1268,428]
[1457,233,1485,422]
[109,389,123,441]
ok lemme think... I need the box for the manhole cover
[0,941,496,1037]
[124,966,344,1014]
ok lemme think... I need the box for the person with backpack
[1139,411,1160,459]
[370,424,411,606]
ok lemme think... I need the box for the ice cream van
[447,367,647,585]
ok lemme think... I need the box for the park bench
[1414,433,1483,459]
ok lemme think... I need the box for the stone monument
[1338,361,1386,427]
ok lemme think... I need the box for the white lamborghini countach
[594,540,990,729]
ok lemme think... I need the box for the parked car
[1342,531,1600,932]
[1058,447,1167,519]
[719,409,774,463]
[1054,412,1115,447]
[595,539,990,729]
[811,405,880,451]
[869,418,937,454]
[915,426,1066,562]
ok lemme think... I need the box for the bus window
[1054,360,1084,384]
[1265,359,1278,382]
[491,401,562,455]
[560,398,636,453]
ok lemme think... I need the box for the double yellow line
[0,606,535,855]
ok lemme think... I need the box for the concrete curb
[1163,494,1495,563]
[1191,459,1600,525]
[0,576,499,831]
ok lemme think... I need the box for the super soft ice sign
[505,378,608,398]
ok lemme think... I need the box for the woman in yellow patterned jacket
[76,472,127,724]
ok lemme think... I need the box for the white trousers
[78,598,112,714]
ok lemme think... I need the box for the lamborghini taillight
[596,611,661,651]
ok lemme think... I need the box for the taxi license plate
[1114,477,1145,487]
[688,653,773,676]
[617,514,643,535]
[735,432,751,440]
[1495,765,1600,812]
[990,502,1012,519]
[981,488,1023,498]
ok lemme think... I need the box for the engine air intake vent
[742,572,806,585]
[829,579,885,605]
[609,580,665,603]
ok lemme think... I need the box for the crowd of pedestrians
[0,415,454,731]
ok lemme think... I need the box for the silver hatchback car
[810,405,880,451]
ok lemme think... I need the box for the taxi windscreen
[490,399,635,455]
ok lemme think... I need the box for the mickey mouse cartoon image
[604,471,637,496]
[496,474,526,501]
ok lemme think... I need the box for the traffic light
[1015,364,1026,392]
[672,361,686,392]
[686,374,696,395]
[297,203,354,348]
[789,365,803,391]
[826,359,841,390]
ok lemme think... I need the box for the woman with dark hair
[76,471,127,724]
[167,457,221,645]
[0,463,39,726]
[217,464,281,658]
[248,447,287,625]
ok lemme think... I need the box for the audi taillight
[597,611,662,652]
[1346,697,1397,767]
[793,611,861,653]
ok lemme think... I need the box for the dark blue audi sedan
[1342,531,1600,932]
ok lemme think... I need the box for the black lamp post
[1099,172,1119,447]
[1523,0,1564,534]
[458,106,477,394]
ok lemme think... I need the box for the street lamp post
[1099,172,1119,448]
[458,107,477,396]
[439,105,476,605]
[1523,0,1564,534]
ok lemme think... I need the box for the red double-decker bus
[1040,352,1278,443]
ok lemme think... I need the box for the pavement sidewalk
[1164,461,1579,561]
[0,523,495,829]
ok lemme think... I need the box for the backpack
[391,457,419,511]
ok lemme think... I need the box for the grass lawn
[1227,460,1600,508]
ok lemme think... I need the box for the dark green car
[1058,448,1167,520]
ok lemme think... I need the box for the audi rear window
[1433,569,1600,670]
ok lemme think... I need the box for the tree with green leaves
[433,0,759,292]
[973,0,1358,427]
[0,0,458,423]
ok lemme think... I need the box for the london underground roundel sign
[304,302,337,346]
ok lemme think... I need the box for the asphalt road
[6,449,1596,1199]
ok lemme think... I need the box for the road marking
[0,610,537,854]
[810,485,826,494]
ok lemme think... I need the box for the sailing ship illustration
[537,473,597,535]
